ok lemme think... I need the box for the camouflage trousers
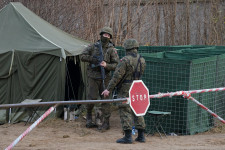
[118,104,146,131]
[117,83,146,131]
[86,77,111,127]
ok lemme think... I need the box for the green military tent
[0,2,89,124]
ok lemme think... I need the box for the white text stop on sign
[131,94,147,102]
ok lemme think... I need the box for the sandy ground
[1,110,225,150]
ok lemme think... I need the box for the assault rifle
[97,41,106,89]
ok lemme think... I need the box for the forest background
[0,0,224,46]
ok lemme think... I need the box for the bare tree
[0,0,224,46]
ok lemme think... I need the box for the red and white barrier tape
[148,87,225,124]
[149,87,225,99]
[5,87,225,149]
[5,105,57,150]
[182,92,225,124]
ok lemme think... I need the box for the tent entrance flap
[65,56,82,101]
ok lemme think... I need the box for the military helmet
[100,27,113,38]
[123,39,139,50]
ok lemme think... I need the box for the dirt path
[0,110,225,150]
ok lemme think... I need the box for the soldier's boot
[86,113,96,128]
[116,130,133,144]
[102,117,110,130]
[135,129,145,143]
[95,109,103,130]
[98,117,110,132]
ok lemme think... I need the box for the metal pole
[0,98,128,109]
[3,98,127,149]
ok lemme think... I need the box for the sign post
[129,80,150,116]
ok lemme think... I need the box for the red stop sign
[129,80,150,116]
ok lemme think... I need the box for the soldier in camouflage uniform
[80,27,119,131]
[102,39,146,144]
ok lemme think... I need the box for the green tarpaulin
[0,2,89,124]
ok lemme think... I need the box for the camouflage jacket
[80,40,119,79]
[107,49,146,97]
